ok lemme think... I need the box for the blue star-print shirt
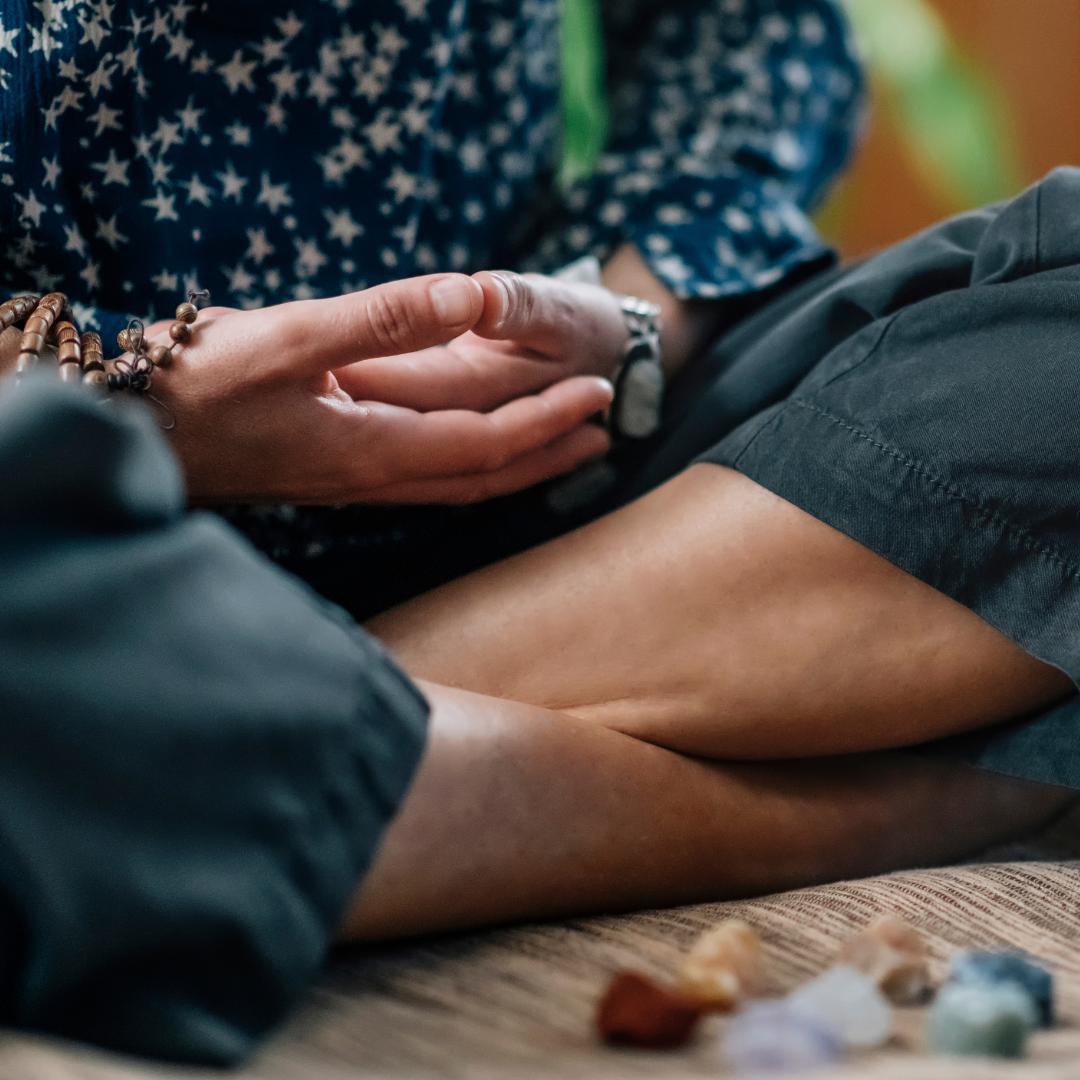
[0,0,862,351]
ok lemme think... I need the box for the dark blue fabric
[0,0,861,348]
[0,376,428,1065]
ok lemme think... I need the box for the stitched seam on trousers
[789,398,1080,579]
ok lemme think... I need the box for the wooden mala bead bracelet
[2,288,209,412]
[112,288,209,393]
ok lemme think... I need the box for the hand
[142,274,615,506]
[333,270,631,412]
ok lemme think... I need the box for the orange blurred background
[818,0,1080,260]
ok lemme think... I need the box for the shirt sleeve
[527,0,865,300]
[0,376,429,1066]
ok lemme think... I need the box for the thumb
[469,270,626,371]
[267,274,485,376]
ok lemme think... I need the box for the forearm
[340,681,1073,941]
[600,242,725,380]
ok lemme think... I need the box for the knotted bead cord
[2,289,208,414]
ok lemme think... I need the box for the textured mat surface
[3,850,1080,1080]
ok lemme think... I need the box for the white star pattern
[225,121,251,146]
[90,148,130,185]
[151,268,179,291]
[180,173,213,206]
[0,0,861,394]
[325,207,363,247]
[245,228,275,264]
[15,189,47,227]
[218,49,257,94]
[63,222,87,257]
[142,188,179,221]
[95,213,129,249]
[215,161,248,203]
[87,102,122,137]
[41,155,61,188]
[0,17,19,57]
[255,171,292,214]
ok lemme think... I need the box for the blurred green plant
[559,0,609,188]
[559,0,1023,213]
[843,0,1021,210]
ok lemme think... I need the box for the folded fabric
[0,376,428,1065]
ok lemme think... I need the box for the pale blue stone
[926,983,1039,1058]
[948,951,1054,1027]
[789,964,891,1047]
[723,1001,842,1076]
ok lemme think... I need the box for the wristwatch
[552,255,665,440]
[610,293,663,439]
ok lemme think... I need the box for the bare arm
[340,679,1073,941]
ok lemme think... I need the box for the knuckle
[364,287,421,352]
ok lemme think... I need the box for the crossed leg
[344,464,1077,939]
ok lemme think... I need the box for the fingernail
[429,277,474,324]
[488,272,513,330]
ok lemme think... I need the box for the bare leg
[369,465,1073,760]
[342,683,1075,941]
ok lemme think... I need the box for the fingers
[389,375,613,479]
[337,374,612,495]
[334,338,575,412]
[470,270,627,376]
[264,274,485,377]
[356,424,611,505]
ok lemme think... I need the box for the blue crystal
[723,1000,842,1075]
[926,983,1038,1058]
[948,951,1054,1027]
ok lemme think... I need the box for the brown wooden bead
[20,331,45,354]
[58,341,81,364]
[169,321,191,343]
[80,332,104,372]
[117,328,132,351]
[149,344,173,367]
[15,352,37,375]
[83,368,108,388]
[41,292,65,309]
[55,322,79,344]
[175,302,198,324]
[23,316,48,336]
[58,361,82,382]
[0,296,33,330]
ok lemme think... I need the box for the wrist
[600,243,724,379]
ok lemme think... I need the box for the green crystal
[926,983,1038,1058]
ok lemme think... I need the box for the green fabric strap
[559,0,609,188]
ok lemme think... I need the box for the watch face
[615,358,664,439]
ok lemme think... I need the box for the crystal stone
[596,970,703,1049]
[926,982,1038,1058]
[837,916,931,1005]
[789,964,891,1047]
[948,951,1054,1027]
[677,919,767,1011]
[723,1000,842,1076]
